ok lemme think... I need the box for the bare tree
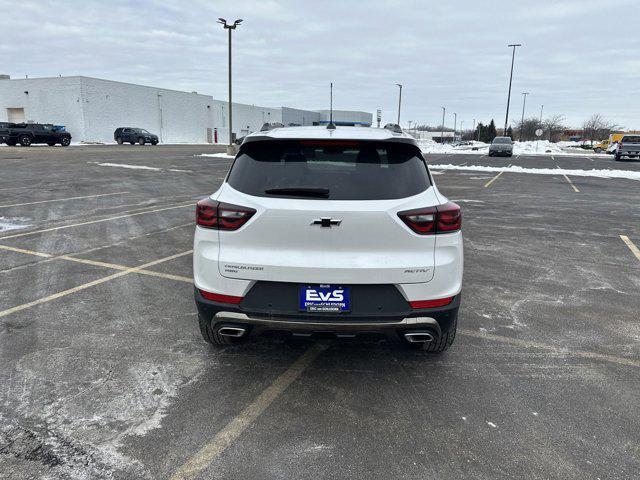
[515,117,542,141]
[582,114,619,144]
[543,114,566,142]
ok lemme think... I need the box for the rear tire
[412,319,457,353]
[47,142,56,146]
[594,148,602,153]
[615,155,622,161]
[116,137,123,145]
[198,314,243,346]
[138,137,145,145]
[130,141,135,145]
[6,141,16,146]
[19,135,32,147]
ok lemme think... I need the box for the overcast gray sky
[2,0,639,129]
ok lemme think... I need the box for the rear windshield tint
[227,140,431,200]
[492,137,512,144]
[622,136,640,143]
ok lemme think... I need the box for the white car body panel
[193,126,463,303]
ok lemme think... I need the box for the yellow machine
[594,134,628,153]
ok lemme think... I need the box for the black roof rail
[260,122,285,132]
[383,123,403,134]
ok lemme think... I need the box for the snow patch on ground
[198,153,236,159]
[428,164,640,181]
[0,216,31,232]
[418,139,597,156]
[91,162,162,171]
[89,162,192,173]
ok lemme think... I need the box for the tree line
[413,114,620,143]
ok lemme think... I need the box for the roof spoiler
[260,122,285,132]
[384,123,403,134]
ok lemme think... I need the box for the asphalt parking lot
[0,145,639,480]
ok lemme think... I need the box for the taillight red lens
[198,289,243,304]
[196,198,256,230]
[397,206,437,234]
[409,296,454,309]
[436,202,462,232]
[398,202,461,235]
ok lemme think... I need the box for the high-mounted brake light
[409,296,454,309]
[196,198,256,230]
[198,289,243,304]
[398,202,461,235]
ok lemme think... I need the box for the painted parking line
[459,329,640,368]
[484,164,511,188]
[557,165,580,192]
[0,250,192,320]
[0,191,129,209]
[0,202,194,240]
[620,235,640,262]
[170,343,327,480]
[0,244,192,283]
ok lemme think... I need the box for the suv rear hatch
[217,139,438,284]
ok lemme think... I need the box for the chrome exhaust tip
[217,326,247,338]
[404,332,435,343]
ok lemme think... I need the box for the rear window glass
[227,140,431,200]
[492,137,512,144]
[622,136,640,143]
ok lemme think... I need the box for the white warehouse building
[0,75,372,144]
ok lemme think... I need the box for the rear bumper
[489,149,513,156]
[195,287,460,340]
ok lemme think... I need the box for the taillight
[196,198,256,230]
[398,202,461,235]
[198,289,243,304]
[436,202,462,232]
[409,296,454,309]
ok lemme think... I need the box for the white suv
[193,125,463,352]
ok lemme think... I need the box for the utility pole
[504,43,522,136]
[519,92,529,141]
[396,84,402,125]
[407,120,412,132]
[441,107,446,144]
[453,112,457,140]
[218,17,243,155]
[536,104,544,152]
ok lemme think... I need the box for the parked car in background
[488,136,514,157]
[5,123,71,147]
[114,127,159,145]
[193,125,463,352]
[615,135,640,161]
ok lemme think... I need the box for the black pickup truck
[0,122,10,144]
[4,123,72,147]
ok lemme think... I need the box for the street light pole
[536,104,544,152]
[218,17,243,155]
[396,84,402,125]
[519,92,529,141]
[504,43,522,136]
[453,112,457,139]
[441,107,446,144]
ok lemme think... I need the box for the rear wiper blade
[264,187,330,198]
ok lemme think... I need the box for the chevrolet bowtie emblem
[311,217,342,228]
